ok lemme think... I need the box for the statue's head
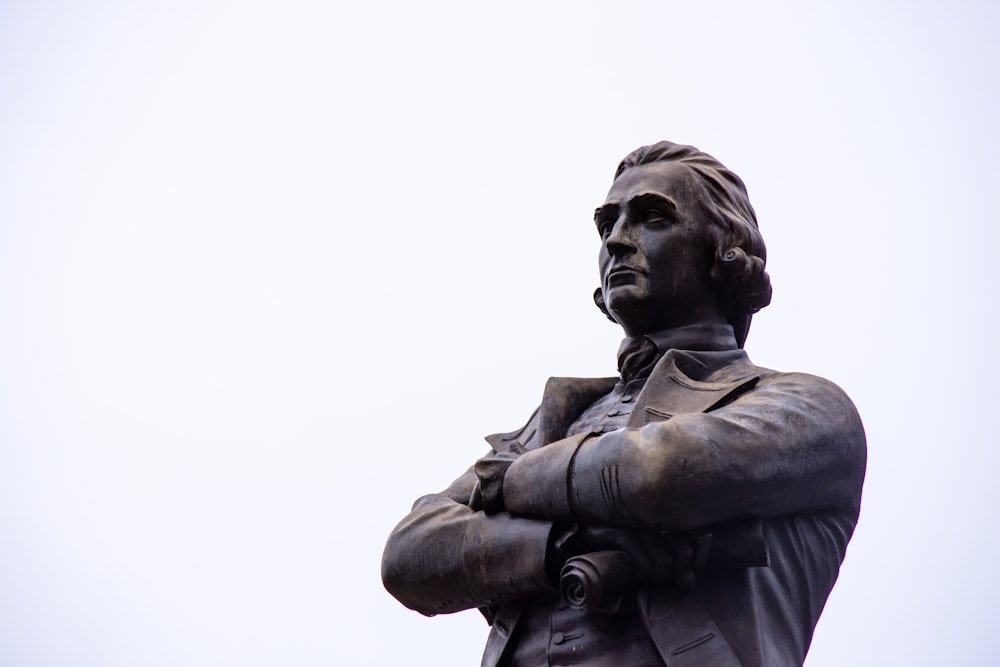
[593,141,772,347]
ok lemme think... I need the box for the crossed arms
[381,371,866,616]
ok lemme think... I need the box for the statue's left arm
[381,462,559,616]
[500,372,866,532]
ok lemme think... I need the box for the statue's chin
[606,299,656,335]
[604,284,646,314]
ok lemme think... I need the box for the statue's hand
[471,450,521,514]
[563,525,711,590]
[563,525,671,584]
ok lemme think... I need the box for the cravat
[617,336,660,384]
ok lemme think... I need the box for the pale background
[2,1,998,665]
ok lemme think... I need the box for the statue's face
[596,161,722,336]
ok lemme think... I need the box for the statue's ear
[593,287,618,323]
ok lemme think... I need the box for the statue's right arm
[498,372,865,533]
[381,462,556,616]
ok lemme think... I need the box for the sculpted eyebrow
[594,203,619,222]
[594,203,619,233]
[628,192,678,213]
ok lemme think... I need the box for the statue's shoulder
[726,362,865,445]
[755,365,858,403]
[708,356,863,421]
[715,355,852,396]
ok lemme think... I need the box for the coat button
[552,632,566,645]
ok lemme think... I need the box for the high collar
[618,322,739,361]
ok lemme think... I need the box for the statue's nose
[605,218,637,257]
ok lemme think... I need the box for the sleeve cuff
[503,432,593,520]
[462,514,554,604]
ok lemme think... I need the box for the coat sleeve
[502,372,866,532]
[381,461,556,616]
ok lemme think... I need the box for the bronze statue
[382,141,866,666]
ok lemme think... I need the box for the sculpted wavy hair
[594,141,772,347]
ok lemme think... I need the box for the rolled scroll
[558,550,632,613]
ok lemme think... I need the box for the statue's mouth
[607,266,641,287]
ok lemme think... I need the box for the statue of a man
[382,141,866,666]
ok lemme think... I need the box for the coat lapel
[485,376,616,454]
[488,349,760,452]
[629,349,760,428]
[537,376,617,447]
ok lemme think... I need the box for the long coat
[382,346,866,666]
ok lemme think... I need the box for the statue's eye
[597,219,614,239]
[642,208,671,225]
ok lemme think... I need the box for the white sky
[1,1,998,665]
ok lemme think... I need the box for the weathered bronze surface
[382,141,866,666]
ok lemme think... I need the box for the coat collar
[531,348,761,447]
[486,347,764,453]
